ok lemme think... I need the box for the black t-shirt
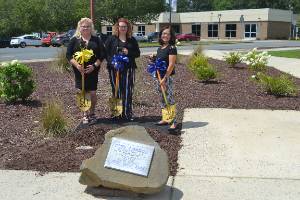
[105,35,140,69]
[66,35,106,65]
[156,45,177,76]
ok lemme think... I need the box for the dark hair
[158,26,176,45]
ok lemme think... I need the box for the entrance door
[244,24,257,39]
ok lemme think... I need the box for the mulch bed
[0,56,299,176]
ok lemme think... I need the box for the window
[225,24,236,38]
[138,25,145,35]
[208,24,218,37]
[245,24,256,38]
[192,24,201,36]
[106,26,112,36]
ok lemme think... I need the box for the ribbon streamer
[147,58,167,78]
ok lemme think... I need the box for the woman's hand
[122,48,128,55]
[84,64,94,74]
[160,77,167,91]
[77,64,84,74]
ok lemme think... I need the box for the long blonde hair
[74,17,96,38]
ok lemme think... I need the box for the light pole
[169,0,172,26]
[240,15,244,40]
[218,14,221,40]
[258,17,261,40]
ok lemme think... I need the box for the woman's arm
[66,38,84,74]
[126,37,140,58]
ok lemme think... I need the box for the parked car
[97,32,108,43]
[41,32,57,47]
[51,29,75,47]
[132,32,147,42]
[0,37,11,48]
[10,35,42,48]
[146,32,159,42]
[176,33,200,41]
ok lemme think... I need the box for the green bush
[224,52,242,67]
[0,60,35,102]
[244,48,270,72]
[188,54,217,81]
[255,73,298,97]
[41,99,68,137]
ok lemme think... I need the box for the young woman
[154,26,177,131]
[105,18,140,121]
[66,17,105,124]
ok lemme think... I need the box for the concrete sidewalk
[174,108,300,200]
[0,170,175,200]
[203,49,300,78]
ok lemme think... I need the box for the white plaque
[104,138,155,177]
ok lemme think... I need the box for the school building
[101,8,299,40]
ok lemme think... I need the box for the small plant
[192,45,203,57]
[41,99,68,136]
[244,48,271,72]
[188,54,217,81]
[0,60,35,102]
[224,51,243,67]
[254,72,298,97]
[51,47,71,73]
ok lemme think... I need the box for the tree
[94,0,166,24]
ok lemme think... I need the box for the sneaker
[82,116,89,124]
[88,113,97,124]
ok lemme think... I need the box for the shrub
[41,99,68,136]
[0,60,35,102]
[224,51,242,67]
[254,72,298,97]
[192,45,203,57]
[244,48,270,72]
[51,47,71,73]
[188,54,217,81]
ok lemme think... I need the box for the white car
[10,34,42,48]
[132,32,147,42]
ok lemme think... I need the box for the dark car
[97,33,108,43]
[51,29,75,47]
[0,37,11,48]
[146,32,159,42]
[176,33,200,41]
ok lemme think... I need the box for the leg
[165,77,176,129]
[89,90,97,115]
[108,67,116,96]
[124,67,135,119]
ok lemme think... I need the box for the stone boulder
[79,125,169,194]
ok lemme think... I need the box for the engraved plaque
[104,138,155,177]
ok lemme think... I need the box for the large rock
[79,125,169,194]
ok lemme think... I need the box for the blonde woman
[66,17,105,124]
[105,18,140,121]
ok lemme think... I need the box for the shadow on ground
[74,115,183,135]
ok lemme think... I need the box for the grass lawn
[268,49,300,59]
[138,40,250,48]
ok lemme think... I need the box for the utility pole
[90,0,94,22]
[169,0,172,26]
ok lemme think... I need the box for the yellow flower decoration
[74,49,94,64]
